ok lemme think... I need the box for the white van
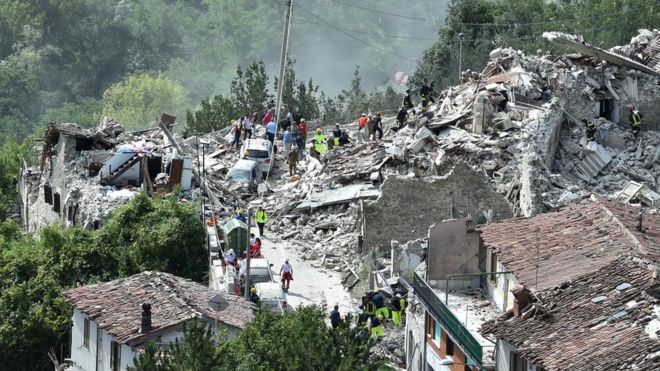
[254,282,293,314]
[240,139,274,174]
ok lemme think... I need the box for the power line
[450,8,628,27]
[293,17,437,41]
[296,3,392,53]
[329,0,440,23]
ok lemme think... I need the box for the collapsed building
[20,116,195,232]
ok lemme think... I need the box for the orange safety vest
[358,116,368,128]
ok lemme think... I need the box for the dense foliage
[0,193,205,370]
[134,307,382,371]
[0,0,444,141]
[414,0,660,90]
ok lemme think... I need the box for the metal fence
[413,272,484,365]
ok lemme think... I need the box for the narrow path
[254,227,355,315]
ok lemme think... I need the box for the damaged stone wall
[427,218,481,288]
[363,162,513,253]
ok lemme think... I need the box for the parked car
[240,139,274,174]
[254,282,293,314]
[227,159,263,190]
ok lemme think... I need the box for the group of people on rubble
[328,290,407,340]
[583,105,644,143]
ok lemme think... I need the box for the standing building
[405,196,660,370]
[62,271,256,371]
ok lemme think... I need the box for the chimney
[512,286,531,317]
[637,208,646,233]
[140,303,152,334]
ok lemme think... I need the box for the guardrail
[413,272,483,366]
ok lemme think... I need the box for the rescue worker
[402,89,413,110]
[395,106,408,131]
[332,124,342,146]
[373,292,389,319]
[329,305,341,329]
[339,131,351,146]
[629,107,643,136]
[249,287,260,304]
[280,258,293,292]
[420,80,435,112]
[235,209,247,223]
[372,112,383,140]
[364,293,376,318]
[357,113,368,143]
[313,128,328,155]
[256,206,268,237]
[584,119,596,142]
[370,315,384,340]
[288,147,298,176]
[390,294,403,325]
[398,294,407,319]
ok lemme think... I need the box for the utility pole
[244,209,252,300]
[458,32,465,82]
[266,0,293,185]
[274,0,293,124]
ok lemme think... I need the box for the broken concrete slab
[295,184,380,211]
[543,32,660,78]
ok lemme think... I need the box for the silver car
[240,139,274,174]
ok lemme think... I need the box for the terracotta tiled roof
[482,257,660,370]
[479,197,659,291]
[62,271,256,345]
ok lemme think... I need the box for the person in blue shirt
[295,133,305,161]
[329,305,341,329]
[283,128,292,155]
[265,120,277,144]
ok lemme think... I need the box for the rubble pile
[383,29,660,216]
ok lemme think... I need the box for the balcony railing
[413,272,483,366]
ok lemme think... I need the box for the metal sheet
[295,184,380,211]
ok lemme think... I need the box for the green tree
[0,192,206,369]
[102,73,191,130]
[0,139,31,220]
[230,61,271,115]
[40,97,102,128]
[220,306,378,370]
[186,94,238,134]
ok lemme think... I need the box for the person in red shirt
[357,113,368,143]
[298,118,308,141]
[250,238,262,258]
[262,110,273,126]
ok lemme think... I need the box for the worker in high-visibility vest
[629,107,643,136]
[256,206,268,237]
[313,128,327,155]
[370,314,384,339]
[390,294,403,325]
